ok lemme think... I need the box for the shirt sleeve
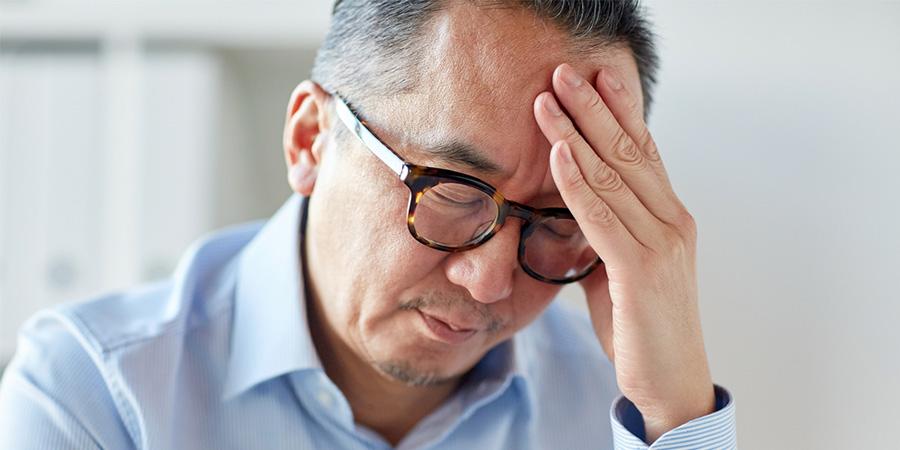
[0,311,134,450]
[608,384,737,449]
[0,369,103,449]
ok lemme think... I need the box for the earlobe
[283,80,331,196]
[288,151,318,195]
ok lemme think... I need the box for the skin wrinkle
[298,3,648,445]
[427,141,505,175]
[410,8,554,192]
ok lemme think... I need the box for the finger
[552,63,685,225]
[548,139,641,267]
[536,93,667,249]
[580,266,615,363]
[595,68,671,187]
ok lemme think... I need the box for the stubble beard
[373,359,457,387]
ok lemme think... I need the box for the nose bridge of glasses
[504,201,539,224]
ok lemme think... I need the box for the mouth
[416,309,478,345]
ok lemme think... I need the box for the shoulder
[0,304,134,447]
[59,220,262,356]
[0,221,263,447]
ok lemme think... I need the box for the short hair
[311,0,659,119]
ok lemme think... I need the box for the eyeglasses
[332,94,602,284]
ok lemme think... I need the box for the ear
[283,80,332,196]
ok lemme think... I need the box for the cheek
[313,151,413,273]
[355,246,447,332]
[310,152,450,321]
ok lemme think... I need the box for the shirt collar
[222,193,534,413]
[222,194,321,400]
[461,335,535,418]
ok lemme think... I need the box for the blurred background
[1,1,898,448]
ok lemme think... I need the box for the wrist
[640,384,716,443]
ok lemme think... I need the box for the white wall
[0,45,312,361]
[0,49,105,359]
[636,2,900,448]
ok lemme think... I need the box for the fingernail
[603,69,623,91]
[558,65,584,88]
[543,94,563,116]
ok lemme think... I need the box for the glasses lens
[412,182,499,247]
[522,217,598,281]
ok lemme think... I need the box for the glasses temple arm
[332,95,407,177]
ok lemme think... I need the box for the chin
[372,357,466,387]
[357,310,496,385]
[366,339,482,387]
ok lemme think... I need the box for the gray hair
[311,0,659,118]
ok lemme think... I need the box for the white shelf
[0,2,323,362]
[0,1,332,46]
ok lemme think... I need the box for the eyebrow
[424,140,506,176]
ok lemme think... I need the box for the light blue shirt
[0,195,737,449]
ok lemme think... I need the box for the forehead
[364,3,642,202]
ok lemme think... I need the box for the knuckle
[586,197,617,228]
[564,163,587,189]
[560,124,583,145]
[647,216,697,261]
[666,235,690,259]
[662,226,686,251]
[611,131,641,165]
[646,229,689,263]
[676,210,698,236]
[635,129,660,161]
[588,160,625,193]
[645,141,662,163]
[584,91,606,115]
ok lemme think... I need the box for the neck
[305,285,462,445]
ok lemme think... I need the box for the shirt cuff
[609,384,736,449]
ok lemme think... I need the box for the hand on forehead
[370,4,644,204]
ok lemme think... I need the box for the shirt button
[316,389,334,409]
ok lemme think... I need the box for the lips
[417,310,478,345]
[419,310,480,332]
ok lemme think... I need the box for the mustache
[399,291,504,333]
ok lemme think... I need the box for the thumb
[580,266,615,363]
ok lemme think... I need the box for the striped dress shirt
[0,194,736,449]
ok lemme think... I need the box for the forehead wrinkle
[362,3,639,206]
[426,139,506,176]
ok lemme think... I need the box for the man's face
[304,4,644,385]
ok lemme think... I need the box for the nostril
[443,225,519,304]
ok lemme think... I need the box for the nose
[443,219,520,304]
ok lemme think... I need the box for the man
[0,1,737,449]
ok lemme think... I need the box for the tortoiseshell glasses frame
[332,93,602,284]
